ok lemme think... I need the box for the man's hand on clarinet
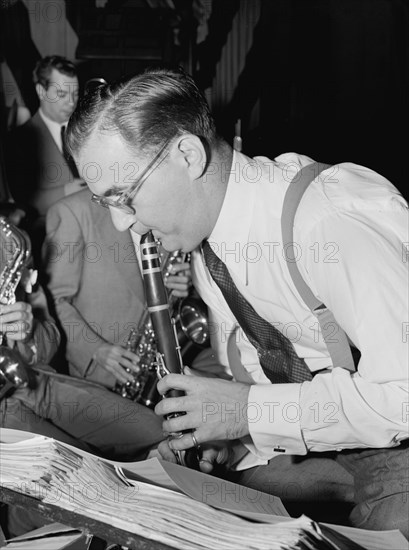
[155,374,250,457]
[157,438,235,474]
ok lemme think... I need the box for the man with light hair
[6,55,85,262]
[65,68,409,536]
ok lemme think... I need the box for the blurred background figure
[43,188,147,388]
[43,187,194,400]
[0,207,164,461]
[0,207,164,537]
[5,55,85,267]
[6,99,31,131]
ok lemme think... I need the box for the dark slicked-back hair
[33,55,77,89]
[66,68,217,160]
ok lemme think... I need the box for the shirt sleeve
[193,249,310,458]
[298,206,408,451]
[250,204,408,455]
[29,286,61,364]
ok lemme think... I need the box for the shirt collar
[38,108,66,131]
[39,108,67,152]
[207,150,255,283]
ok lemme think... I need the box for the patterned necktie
[61,125,80,178]
[202,241,312,384]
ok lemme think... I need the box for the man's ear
[176,135,207,180]
[35,83,45,102]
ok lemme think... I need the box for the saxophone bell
[178,295,209,347]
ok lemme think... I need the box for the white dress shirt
[192,151,409,469]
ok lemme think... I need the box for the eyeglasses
[91,140,170,214]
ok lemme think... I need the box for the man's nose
[109,207,137,232]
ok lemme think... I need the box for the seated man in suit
[6,55,85,264]
[43,188,191,396]
[0,214,165,537]
[0,215,164,462]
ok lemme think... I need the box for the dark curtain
[215,0,408,198]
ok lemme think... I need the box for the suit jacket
[7,111,75,218]
[44,189,146,388]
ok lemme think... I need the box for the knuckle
[160,398,175,415]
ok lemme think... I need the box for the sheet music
[1,429,407,550]
[119,457,290,518]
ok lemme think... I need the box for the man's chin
[155,235,179,252]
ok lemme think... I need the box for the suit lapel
[32,111,74,177]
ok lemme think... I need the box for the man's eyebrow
[102,175,141,198]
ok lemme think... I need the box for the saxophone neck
[0,217,32,305]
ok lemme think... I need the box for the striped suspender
[281,163,356,372]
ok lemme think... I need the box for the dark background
[1,0,408,199]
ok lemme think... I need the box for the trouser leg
[0,396,91,450]
[234,452,355,524]
[9,371,164,460]
[235,443,409,537]
[336,442,409,538]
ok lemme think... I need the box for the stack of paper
[1,429,408,550]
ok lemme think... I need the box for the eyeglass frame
[91,139,171,214]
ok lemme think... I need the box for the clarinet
[140,231,200,469]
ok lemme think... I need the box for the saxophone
[0,216,32,399]
[114,244,209,408]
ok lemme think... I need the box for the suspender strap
[281,162,356,373]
